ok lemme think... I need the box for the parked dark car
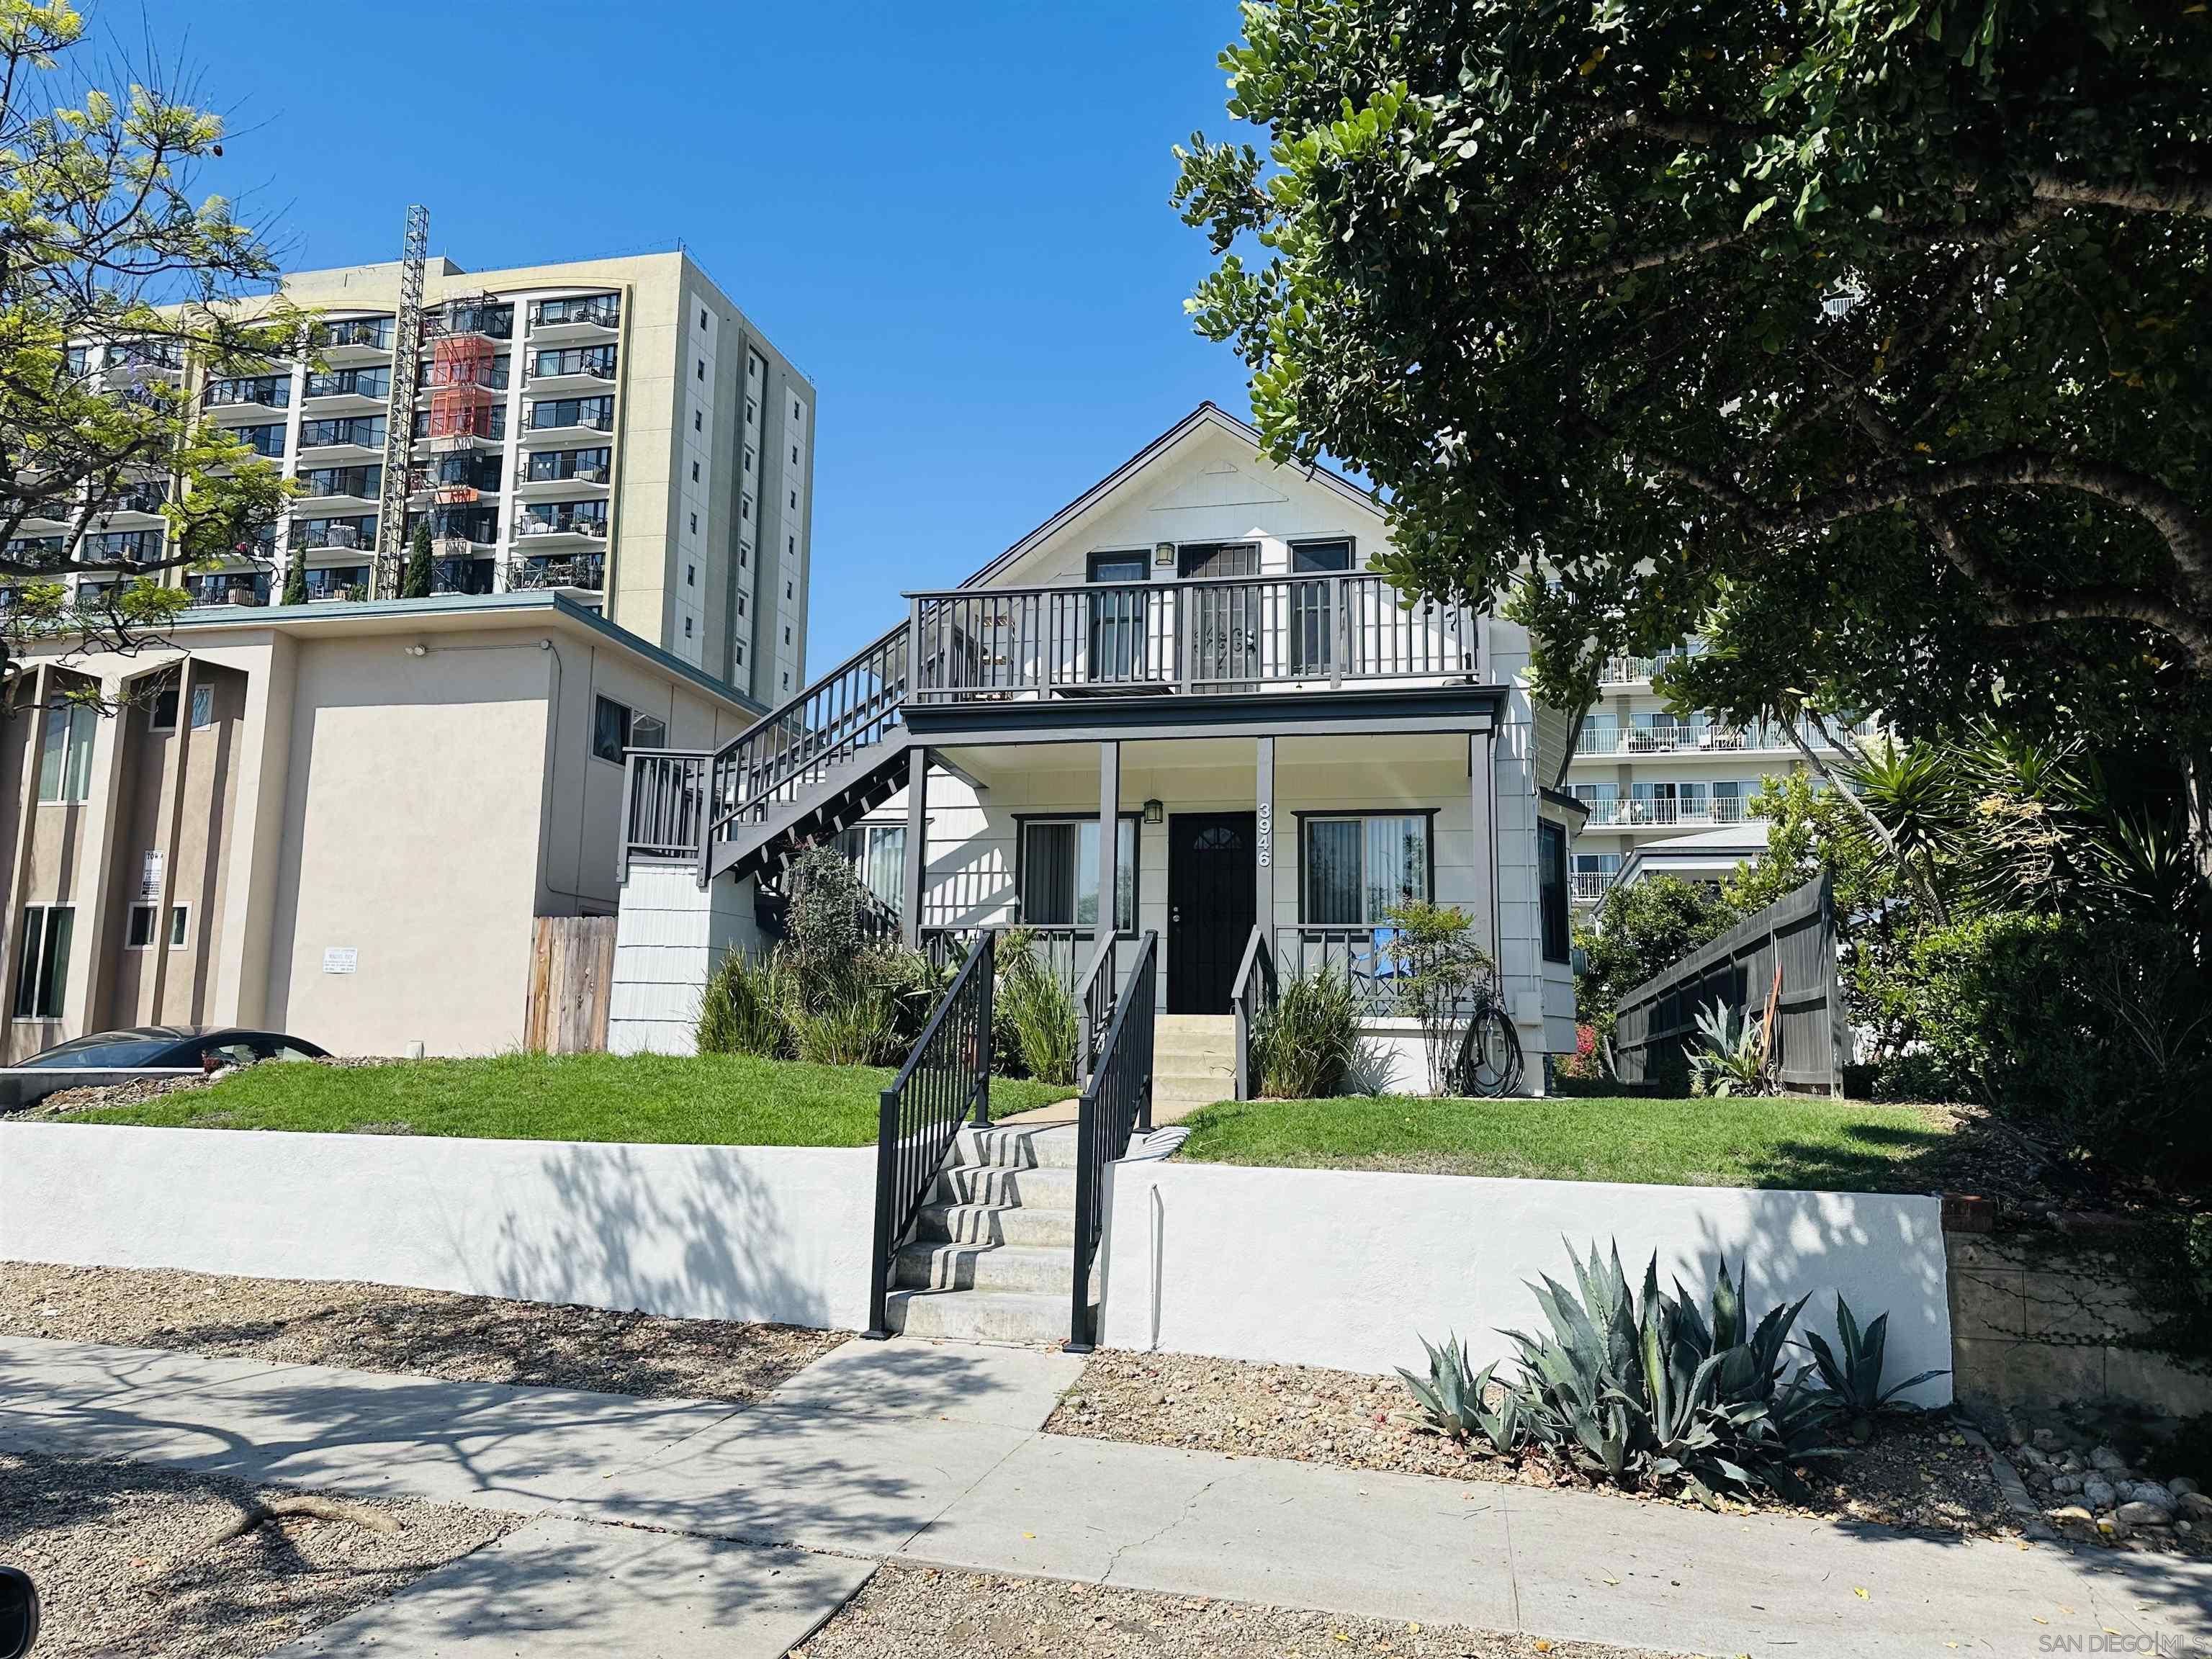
[0,1025,328,1111]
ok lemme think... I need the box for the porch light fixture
[403,643,428,657]
[1153,541,1175,567]
[1142,799,1164,824]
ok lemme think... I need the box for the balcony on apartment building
[507,551,606,592]
[296,415,388,460]
[527,295,621,341]
[901,569,1480,704]
[303,367,392,410]
[411,507,502,552]
[1570,869,1614,902]
[292,518,375,554]
[296,465,383,508]
[86,529,164,563]
[515,501,608,546]
[413,409,508,449]
[203,375,291,415]
[188,570,271,609]
[526,345,618,394]
[521,396,615,442]
[514,448,611,495]
[315,317,395,362]
[418,356,511,395]
[432,301,514,342]
[1575,794,1765,830]
[1596,641,1709,685]
[302,565,371,603]
[1574,715,1876,757]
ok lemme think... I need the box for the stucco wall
[1096,1159,1954,1401]
[266,636,554,1056]
[0,1122,873,1331]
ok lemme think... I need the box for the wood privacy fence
[1610,872,1846,1096]
[524,915,616,1053]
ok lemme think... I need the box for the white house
[609,404,1581,1097]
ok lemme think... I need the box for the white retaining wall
[1097,1159,1952,1403]
[0,1124,875,1331]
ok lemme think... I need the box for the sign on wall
[139,850,163,902]
[322,947,358,976]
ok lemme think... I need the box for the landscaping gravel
[1049,1349,2015,1537]
[0,1447,516,1658]
[0,1261,848,1403]
[792,1562,1660,1659]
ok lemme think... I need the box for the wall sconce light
[403,643,428,657]
[1153,541,1176,568]
[1142,798,1164,824]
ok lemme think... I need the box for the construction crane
[372,204,429,600]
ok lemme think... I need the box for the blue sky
[149,1,1260,669]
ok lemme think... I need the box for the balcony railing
[907,570,1478,702]
[519,508,607,538]
[508,552,606,590]
[1570,871,1614,901]
[1597,644,1707,684]
[530,296,620,330]
[1575,716,1876,756]
[204,378,290,410]
[293,523,371,552]
[1577,796,1765,829]
[318,318,394,350]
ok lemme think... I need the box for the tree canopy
[0,0,300,690]
[1174,0,2212,756]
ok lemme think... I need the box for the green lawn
[50,1052,1074,1147]
[1174,1093,1954,1192]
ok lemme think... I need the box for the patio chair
[1347,925,1409,1004]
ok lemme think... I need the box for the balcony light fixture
[403,643,428,657]
[1142,799,1164,824]
[1154,541,1175,567]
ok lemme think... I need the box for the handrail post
[616,752,638,886]
[1066,1080,1099,1353]
[973,932,994,1126]
[1327,577,1343,691]
[863,1084,899,1340]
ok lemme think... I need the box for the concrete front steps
[883,1123,1089,1345]
[1152,1012,1236,1122]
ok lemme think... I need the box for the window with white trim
[37,702,96,803]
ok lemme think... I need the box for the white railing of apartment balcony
[1570,871,1614,901]
[1576,796,1767,829]
[907,569,1479,702]
[1574,716,1876,756]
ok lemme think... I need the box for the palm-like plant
[1802,1295,1948,1442]
[1687,999,1766,1097]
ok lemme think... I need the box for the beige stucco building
[0,593,760,1061]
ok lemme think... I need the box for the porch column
[902,745,930,948]
[1094,741,1120,953]
[1254,734,1275,950]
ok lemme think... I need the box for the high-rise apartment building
[1562,640,1876,907]
[29,251,813,701]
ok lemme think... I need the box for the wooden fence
[1610,872,1846,1096]
[523,915,616,1054]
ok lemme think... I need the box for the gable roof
[961,403,1385,590]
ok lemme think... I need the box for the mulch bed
[0,1260,847,1403]
[1048,1349,2014,1537]
[0,1447,516,1658]
[793,1562,1662,1659]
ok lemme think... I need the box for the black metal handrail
[866,931,995,1338]
[1072,932,1117,1083]
[700,621,912,875]
[1066,929,1156,1352]
[1230,923,1278,1100]
[621,749,709,873]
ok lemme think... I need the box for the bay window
[1300,813,1431,925]
[1018,816,1137,933]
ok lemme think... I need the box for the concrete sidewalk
[4,1331,2208,1657]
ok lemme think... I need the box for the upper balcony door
[1179,541,1260,691]
[1086,550,1149,684]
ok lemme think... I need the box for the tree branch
[2031,171,2212,221]
[1535,229,1749,289]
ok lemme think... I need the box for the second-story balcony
[508,551,606,591]
[1574,716,1876,757]
[905,569,1479,703]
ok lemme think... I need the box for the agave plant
[1396,1334,1523,1454]
[1687,999,1767,1098]
[1502,1243,1840,1506]
[1802,1295,1949,1442]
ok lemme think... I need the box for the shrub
[786,976,902,1066]
[998,947,1079,1086]
[696,948,789,1058]
[1381,900,1494,1094]
[1253,966,1360,1097]
[782,844,868,993]
[1905,910,2211,1171]
[1576,878,1742,1039]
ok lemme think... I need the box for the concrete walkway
[4,1331,2208,1657]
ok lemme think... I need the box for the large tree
[1174,0,2212,770]
[0,1,300,693]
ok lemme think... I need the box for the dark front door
[1168,811,1256,1014]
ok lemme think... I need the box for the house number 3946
[1256,804,1272,868]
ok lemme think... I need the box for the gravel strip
[1049,1349,2014,1537]
[0,1447,516,1658]
[792,1562,1661,1658]
[0,1261,848,1403]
